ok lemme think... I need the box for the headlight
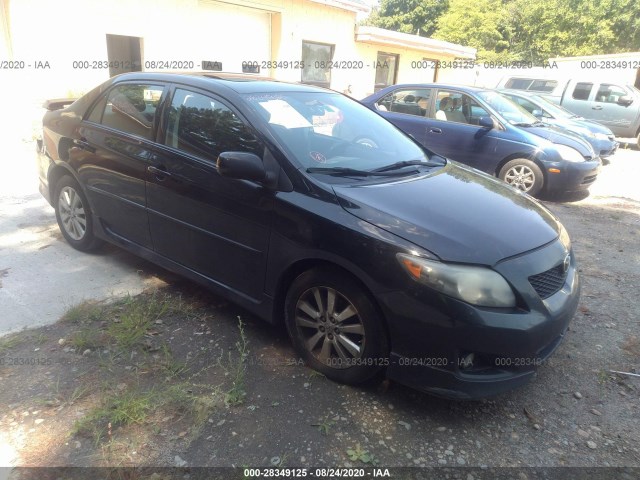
[554,144,584,163]
[594,132,610,141]
[397,254,516,308]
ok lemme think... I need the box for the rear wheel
[499,158,544,196]
[54,175,102,252]
[284,268,388,384]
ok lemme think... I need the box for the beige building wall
[3,0,475,113]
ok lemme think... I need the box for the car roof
[112,71,327,94]
[383,83,491,93]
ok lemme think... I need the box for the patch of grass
[74,387,156,444]
[69,327,108,352]
[0,335,23,354]
[158,343,189,379]
[107,292,171,349]
[346,444,377,465]
[61,300,105,324]
[32,333,48,345]
[162,383,221,428]
[223,317,249,407]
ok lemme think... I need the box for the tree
[366,0,449,37]
[433,0,511,61]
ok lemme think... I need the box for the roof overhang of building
[355,26,476,59]
[308,0,370,13]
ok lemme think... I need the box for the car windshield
[477,91,539,126]
[242,91,437,175]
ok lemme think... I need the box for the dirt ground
[0,148,638,476]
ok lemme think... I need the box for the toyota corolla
[38,73,580,399]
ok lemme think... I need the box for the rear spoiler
[43,98,77,111]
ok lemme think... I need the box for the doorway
[106,34,143,77]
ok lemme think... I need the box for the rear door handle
[147,165,172,179]
[592,105,603,110]
[429,127,442,134]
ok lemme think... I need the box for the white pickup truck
[496,76,640,146]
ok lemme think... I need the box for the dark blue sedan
[361,84,601,197]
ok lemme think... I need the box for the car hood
[524,124,595,156]
[333,163,560,265]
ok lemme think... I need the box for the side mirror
[479,116,495,129]
[531,109,543,118]
[217,152,266,182]
[617,95,633,106]
[376,103,388,112]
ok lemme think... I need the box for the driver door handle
[147,165,173,179]
[592,105,603,110]
[429,127,442,134]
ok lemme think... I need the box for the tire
[498,158,544,196]
[284,267,388,385]
[54,175,102,252]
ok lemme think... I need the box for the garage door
[197,0,271,74]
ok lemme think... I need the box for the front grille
[582,174,597,185]
[529,264,568,299]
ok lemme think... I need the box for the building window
[301,41,334,88]
[374,52,399,92]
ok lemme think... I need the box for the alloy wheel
[504,165,536,192]
[294,286,365,368]
[58,186,87,241]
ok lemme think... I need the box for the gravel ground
[0,148,638,473]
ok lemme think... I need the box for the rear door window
[432,90,489,125]
[97,84,165,140]
[572,83,593,101]
[377,89,432,116]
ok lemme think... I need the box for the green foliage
[433,0,511,61]
[366,0,449,37]
[368,0,640,63]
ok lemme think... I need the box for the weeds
[311,416,335,436]
[74,387,155,444]
[0,335,23,354]
[70,327,107,351]
[61,300,105,324]
[346,444,377,464]
[223,317,249,407]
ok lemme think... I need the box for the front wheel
[284,267,388,385]
[498,159,544,196]
[54,175,103,252]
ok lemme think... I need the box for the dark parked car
[39,73,579,399]
[361,84,601,197]
[499,89,618,160]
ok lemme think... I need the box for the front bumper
[543,158,600,193]
[379,239,580,399]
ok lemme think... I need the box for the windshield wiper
[373,159,445,172]
[306,167,418,177]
